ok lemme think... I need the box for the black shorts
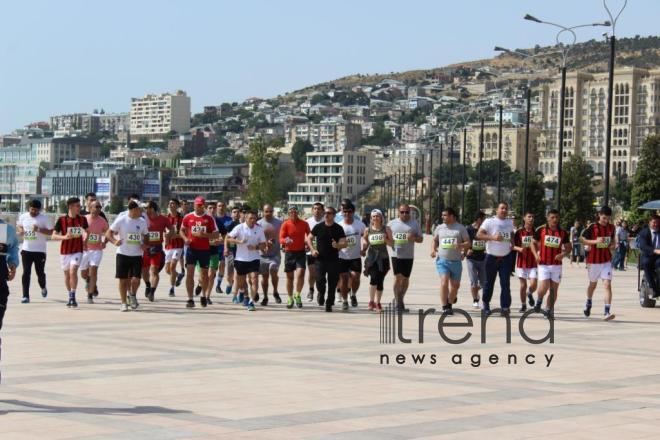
[338,258,362,274]
[234,259,260,276]
[284,251,307,272]
[186,248,210,269]
[116,254,143,279]
[391,257,414,278]
[306,254,317,266]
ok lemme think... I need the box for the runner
[431,207,470,315]
[570,220,583,267]
[180,197,218,308]
[106,201,149,311]
[580,206,616,320]
[465,211,486,309]
[387,203,423,312]
[224,206,241,302]
[362,209,392,312]
[305,202,324,303]
[226,210,266,311]
[215,201,233,294]
[307,206,347,312]
[199,202,226,306]
[16,199,53,303]
[52,197,89,308]
[142,201,174,302]
[0,217,19,383]
[338,200,366,310]
[164,199,185,296]
[530,209,571,319]
[80,201,108,304]
[513,211,538,313]
[194,203,220,297]
[258,204,283,306]
[279,206,310,309]
[477,201,515,316]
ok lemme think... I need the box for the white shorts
[538,265,562,283]
[587,262,612,282]
[516,267,538,280]
[60,253,83,271]
[165,248,183,263]
[80,250,103,270]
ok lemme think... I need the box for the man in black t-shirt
[306,206,347,312]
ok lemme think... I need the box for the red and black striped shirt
[514,227,537,269]
[533,224,569,266]
[581,222,614,264]
[54,215,89,255]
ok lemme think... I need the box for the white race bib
[24,230,37,241]
[148,231,161,242]
[499,231,511,243]
[191,225,206,234]
[346,236,358,247]
[522,236,532,248]
[393,232,408,245]
[544,235,561,249]
[87,233,101,244]
[596,237,611,249]
[68,226,83,238]
[127,233,142,245]
[440,237,457,249]
[472,240,485,251]
[369,233,385,245]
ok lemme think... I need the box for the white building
[130,90,191,142]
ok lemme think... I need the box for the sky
[1,0,658,134]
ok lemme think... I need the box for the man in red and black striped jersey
[513,212,538,313]
[165,199,185,297]
[530,209,571,319]
[52,197,89,308]
[579,206,616,321]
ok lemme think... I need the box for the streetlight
[523,15,611,210]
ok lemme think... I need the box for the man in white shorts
[165,199,185,296]
[513,211,538,312]
[80,201,108,303]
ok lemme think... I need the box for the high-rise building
[130,90,191,142]
[285,120,361,152]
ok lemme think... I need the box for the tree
[362,122,393,146]
[559,154,596,229]
[109,196,124,214]
[246,138,280,208]
[462,184,479,225]
[630,134,660,223]
[611,171,632,211]
[274,162,297,200]
[291,139,314,172]
[513,172,546,226]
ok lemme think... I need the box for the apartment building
[130,90,191,142]
[169,163,248,202]
[285,120,361,152]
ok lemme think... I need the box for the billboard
[143,179,160,198]
[95,177,111,196]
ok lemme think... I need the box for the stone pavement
[1,240,660,439]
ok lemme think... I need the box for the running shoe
[93,287,99,297]
[215,280,222,294]
[519,304,527,313]
[238,291,245,304]
[70,298,78,308]
[396,301,409,314]
[207,297,213,305]
[368,300,375,311]
[534,300,542,314]
[482,303,492,316]
[294,293,302,309]
[200,296,207,308]
[87,295,94,304]
[169,287,175,297]
[144,286,151,298]
[129,295,138,310]
[21,297,29,304]
[286,296,294,309]
[342,301,349,311]
[317,294,325,307]
[273,292,282,304]
[350,294,358,307]
[501,308,510,317]
[255,292,260,303]
[147,289,155,302]
[603,312,615,321]
[247,301,256,312]
[472,299,480,309]
[243,295,250,307]
[261,296,269,307]
[583,302,592,317]
[175,272,185,286]
[307,289,314,302]
[527,292,535,307]
[186,299,195,308]
[325,304,332,312]
[41,288,48,298]
[225,285,232,295]
[195,284,202,296]
[231,296,239,304]
[376,303,383,312]
[120,303,129,312]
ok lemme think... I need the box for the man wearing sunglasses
[80,201,108,303]
[387,204,423,312]
[306,207,347,312]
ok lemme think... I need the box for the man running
[16,199,52,303]
[180,197,218,308]
[307,206,347,312]
[52,197,89,308]
[477,201,515,316]
[338,200,366,310]
[530,209,571,319]
[465,211,486,309]
[580,206,616,320]
[513,211,538,312]
[106,201,149,311]
[387,203,423,312]
[280,206,310,309]
[142,201,173,302]
[226,210,267,311]
[258,204,283,306]
[224,207,241,301]
[165,199,185,296]
[80,201,108,304]
[197,202,226,306]
[305,202,324,302]
[215,201,233,294]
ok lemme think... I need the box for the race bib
[522,236,533,248]
[472,240,485,251]
[68,226,83,238]
[369,233,385,245]
[191,225,206,234]
[24,230,37,241]
[499,231,511,243]
[393,232,408,245]
[87,233,101,244]
[148,231,161,242]
[596,237,611,249]
[544,235,561,249]
[346,236,358,247]
[440,237,457,249]
[127,233,142,245]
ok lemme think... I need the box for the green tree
[559,154,596,229]
[109,196,124,214]
[291,139,314,172]
[630,135,660,222]
[362,122,393,146]
[246,138,280,208]
[462,184,479,224]
[513,172,546,226]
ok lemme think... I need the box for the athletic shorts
[165,248,183,263]
[186,248,210,269]
[306,254,317,266]
[259,254,281,275]
[60,253,82,271]
[435,258,462,281]
[116,254,143,279]
[80,250,103,271]
[587,262,613,282]
[466,258,486,288]
[516,267,538,280]
[235,259,260,276]
[338,258,362,274]
[209,253,219,270]
[538,264,562,283]
[225,253,235,275]
[143,249,165,271]
[391,257,413,278]
[284,251,306,273]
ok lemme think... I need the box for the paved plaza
[1,240,660,439]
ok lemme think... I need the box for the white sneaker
[120,303,129,312]
[472,300,480,309]
[129,295,139,310]
[603,312,615,321]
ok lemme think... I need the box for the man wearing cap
[16,199,53,303]
[0,217,19,383]
[279,206,310,308]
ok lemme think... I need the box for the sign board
[143,179,160,198]
[95,178,111,196]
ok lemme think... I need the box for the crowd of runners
[2,191,660,324]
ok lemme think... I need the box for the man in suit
[639,214,660,298]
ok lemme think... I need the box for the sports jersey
[533,225,569,266]
[84,214,109,251]
[339,219,366,260]
[54,214,89,255]
[17,212,52,253]
[146,214,170,249]
[514,227,537,269]
[280,218,311,252]
[181,212,217,251]
[109,215,148,257]
[166,213,184,249]
[228,222,266,262]
[581,222,615,264]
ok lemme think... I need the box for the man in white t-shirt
[305,202,324,303]
[106,201,149,312]
[477,201,515,316]
[16,200,53,303]
[338,200,366,310]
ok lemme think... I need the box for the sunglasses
[93,205,102,209]
[400,211,410,214]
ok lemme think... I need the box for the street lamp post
[449,134,454,206]
[461,127,467,221]
[497,104,503,202]
[477,117,484,210]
